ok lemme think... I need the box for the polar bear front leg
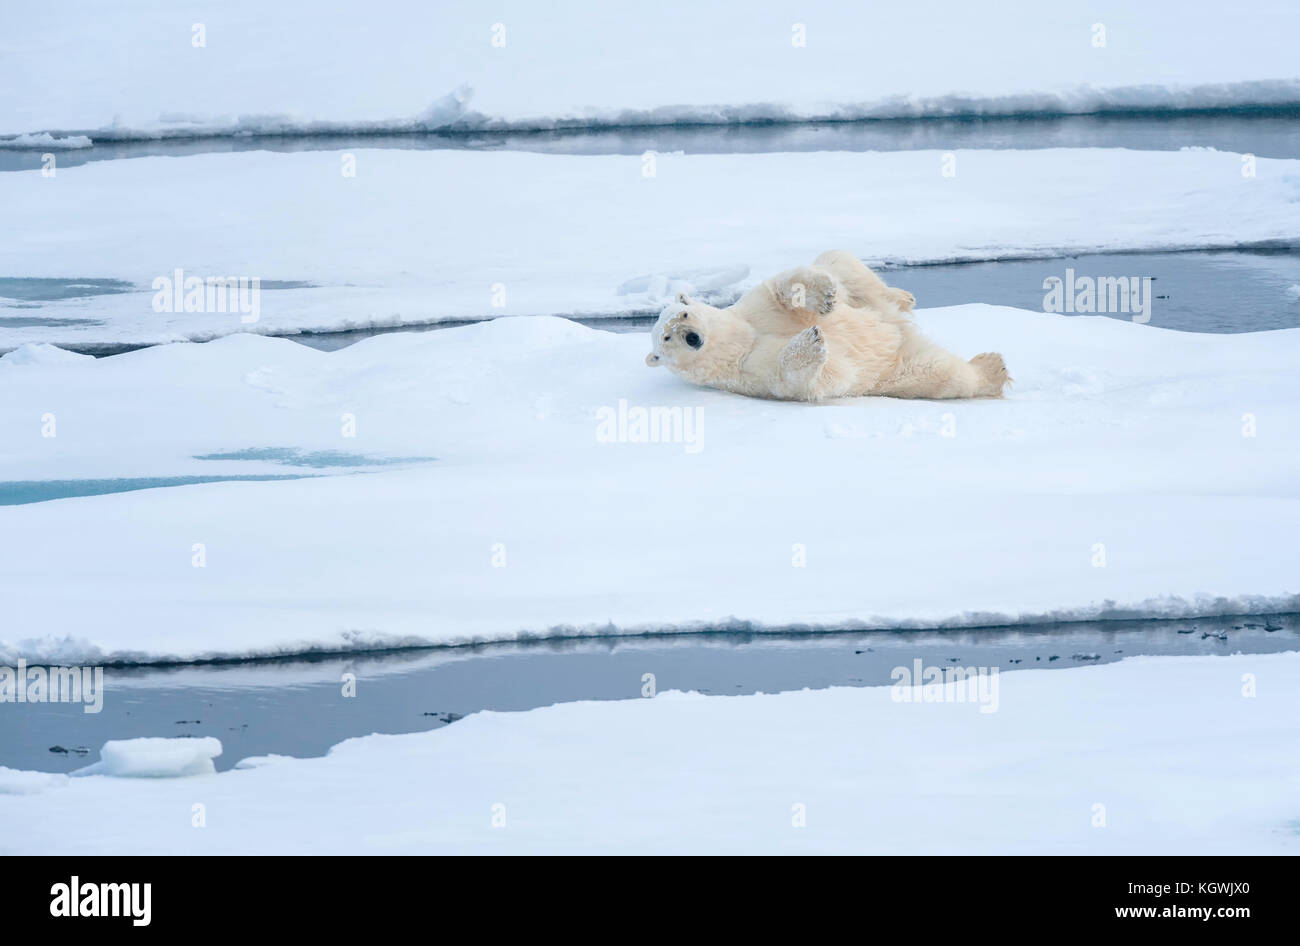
[772,267,839,320]
[776,325,830,399]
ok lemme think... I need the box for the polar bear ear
[675,290,693,306]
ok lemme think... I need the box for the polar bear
[645,250,1010,402]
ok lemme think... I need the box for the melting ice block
[72,737,222,778]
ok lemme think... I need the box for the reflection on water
[4,112,1300,172]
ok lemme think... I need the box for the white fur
[645,250,1010,402]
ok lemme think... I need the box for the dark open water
[6,615,1296,773]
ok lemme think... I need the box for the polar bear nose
[685,331,702,349]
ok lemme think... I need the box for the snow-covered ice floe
[0,307,1296,665]
[3,1,1299,142]
[2,653,1297,854]
[2,147,1298,350]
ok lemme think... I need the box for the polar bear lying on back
[645,250,1009,402]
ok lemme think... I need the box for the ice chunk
[72,737,222,778]
[233,754,293,770]
[0,132,92,150]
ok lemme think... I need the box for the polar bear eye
[663,335,671,341]
[685,331,702,349]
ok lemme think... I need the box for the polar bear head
[645,292,711,370]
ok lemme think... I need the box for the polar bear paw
[779,325,829,379]
[776,268,838,317]
[888,287,916,311]
[969,352,1011,397]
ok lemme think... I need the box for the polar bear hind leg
[877,346,1009,399]
[813,250,915,312]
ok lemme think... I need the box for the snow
[2,653,1296,854]
[0,766,68,795]
[2,146,1297,351]
[232,755,296,771]
[71,738,223,778]
[3,1,1299,142]
[1,1,1295,855]
[1,308,1296,665]
[0,343,95,367]
[0,133,92,150]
